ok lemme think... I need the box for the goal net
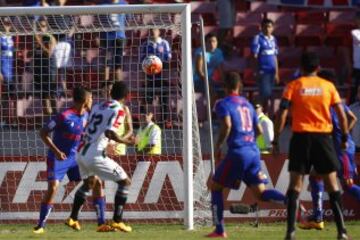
[0,4,211,229]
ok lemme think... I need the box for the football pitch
[1,222,360,240]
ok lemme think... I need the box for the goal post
[0,3,210,230]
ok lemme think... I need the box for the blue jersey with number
[44,108,88,160]
[331,104,355,155]
[141,37,172,62]
[215,94,258,148]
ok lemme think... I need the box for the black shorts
[288,133,340,174]
[100,37,125,68]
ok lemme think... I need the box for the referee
[274,52,350,240]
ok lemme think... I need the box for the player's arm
[346,108,357,131]
[196,53,205,81]
[39,118,66,160]
[215,115,231,159]
[105,130,136,145]
[273,99,290,145]
[334,103,349,141]
[122,106,133,139]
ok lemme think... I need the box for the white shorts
[76,152,128,182]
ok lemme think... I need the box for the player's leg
[321,172,348,239]
[91,156,132,232]
[298,174,325,230]
[340,151,360,201]
[33,180,60,233]
[114,38,125,81]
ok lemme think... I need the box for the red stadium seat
[328,11,356,24]
[235,12,263,26]
[295,11,326,25]
[278,47,302,68]
[267,12,295,26]
[279,68,297,83]
[250,1,279,13]
[294,24,324,47]
[236,1,250,12]
[223,57,247,72]
[233,25,260,49]
[273,24,294,46]
[243,68,256,86]
[191,1,216,14]
[325,23,355,47]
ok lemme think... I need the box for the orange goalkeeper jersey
[282,75,341,133]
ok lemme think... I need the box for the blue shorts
[338,150,357,180]
[47,157,81,182]
[213,145,269,189]
[257,72,275,99]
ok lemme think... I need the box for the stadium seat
[273,24,294,46]
[236,1,250,12]
[294,24,324,47]
[295,11,327,25]
[324,23,355,47]
[191,1,216,14]
[235,12,264,26]
[266,12,295,26]
[243,68,256,86]
[279,68,297,83]
[223,57,247,72]
[328,11,356,24]
[250,1,279,13]
[278,47,302,68]
[233,25,260,49]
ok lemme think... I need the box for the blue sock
[37,203,53,228]
[310,176,324,221]
[93,197,106,225]
[346,184,360,202]
[211,191,224,234]
[261,189,287,204]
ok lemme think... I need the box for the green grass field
[0,222,360,240]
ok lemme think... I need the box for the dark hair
[111,81,128,100]
[301,52,320,73]
[73,85,91,103]
[261,18,274,27]
[205,32,217,42]
[318,69,338,84]
[224,71,242,91]
[101,81,114,90]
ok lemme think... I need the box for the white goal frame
[0,4,194,230]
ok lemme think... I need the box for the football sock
[70,184,90,221]
[329,191,347,235]
[309,176,324,221]
[346,184,360,202]
[113,185,129,223]
[211,190,224,234]
[261,189,286,204]
[37,203,53,228]
[286,190,299,234]
[93,197,106,225]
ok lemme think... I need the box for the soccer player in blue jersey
[299,70,360,231]
[206,72,286,238]
[33,86,93,234]
[0,17,14,94]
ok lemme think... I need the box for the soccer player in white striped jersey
[76,81,137,232]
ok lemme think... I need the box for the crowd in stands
[0,0,360,138]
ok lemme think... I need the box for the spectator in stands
[350,12,360,103]
[98,0,127,82]
[217,0,236,57]
[193,33,224,104]
[33,18,57,115]
[350,85,360,152]
[1,17,15,95]
[251,18,279,114]
[136,112,161,155]
[23,0,47,6]
[254,102,274,154]
[141,28,171,127]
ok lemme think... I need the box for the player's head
[205,33,218,51]
[101,81,114,99]
[253,101,263,115]
[3,17,11,31]
[141,112,154,124]
[261,18,274,36]
[111,81,128,101]
[224,71,242,94]
[73,85,92,111]
[301,52,320,75]
[150,28,161,39]
[37,17,48,32]
[318,69,338,85]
